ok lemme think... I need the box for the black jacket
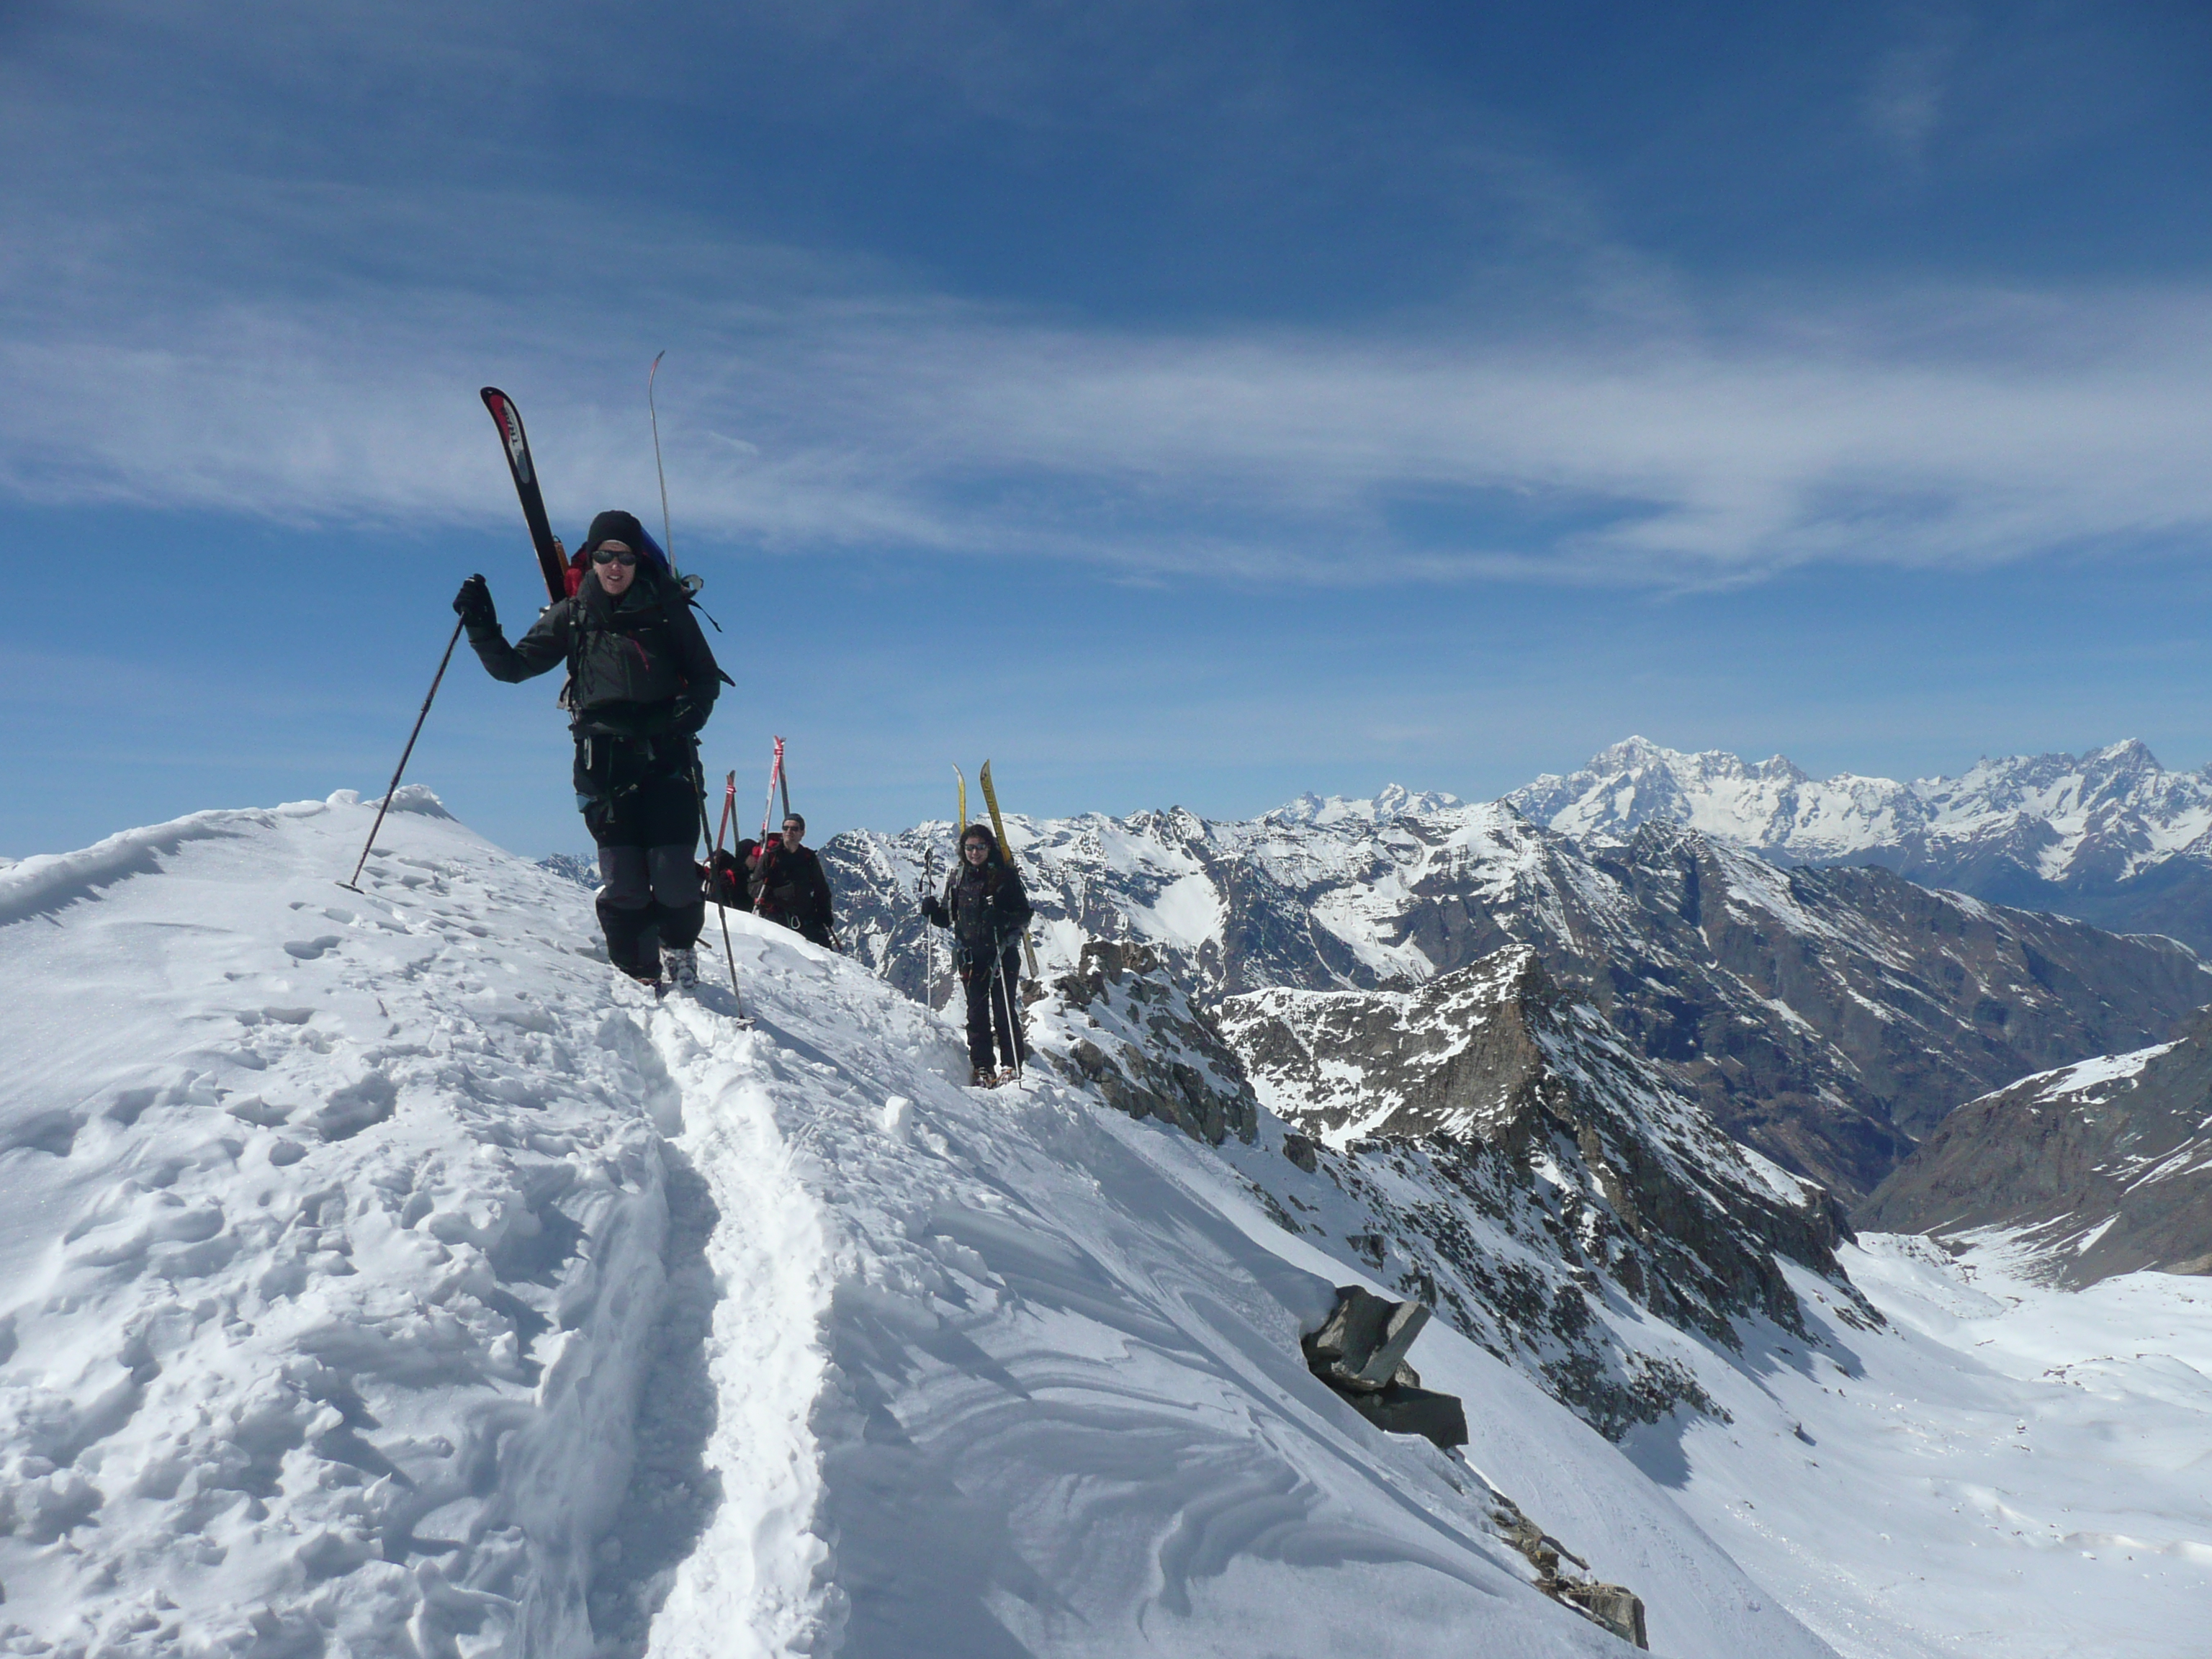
[925,858,1033,959]
[751,841,835,938]
[467,566,722,739]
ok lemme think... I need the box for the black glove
[921,896,947,926]
[454,574,496,631]
[705,849,740,905]
[671,694,710,736]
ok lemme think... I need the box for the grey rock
[1300,1286,1466,1449]
[1303,1286,1431,1393]
[1029,940,1259,1145]
[1558,1581,1650,1649]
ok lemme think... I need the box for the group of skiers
[454,508,1031,1086]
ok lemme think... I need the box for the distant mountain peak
[1267,783,1465,827]
[1508,735,2212,892]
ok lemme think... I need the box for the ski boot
[660,945,699,992]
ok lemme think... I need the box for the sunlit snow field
[0,794,2206,1656]
[1635,1231,2212,1659]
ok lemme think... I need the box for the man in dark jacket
[454,510,723,990]
[750,814,835,948]
[922,822,1032,1084]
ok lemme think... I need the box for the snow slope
[1634,1233,2212,1659]
[1,793,1832,1657]
[9,796,2208,1657]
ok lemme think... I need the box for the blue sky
[5,0,2211,857]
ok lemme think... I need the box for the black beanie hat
[584,510,647,552]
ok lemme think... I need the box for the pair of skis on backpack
[946,760,1037,1088]
[953,760,1041,984]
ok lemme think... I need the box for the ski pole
[689,758,745,1019]
[341,616,464,893]
[921,845,935,1009]
[990,932,1022,1084]
[649,351,675,572]
[1000,947,1024,1084]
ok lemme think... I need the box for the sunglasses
[591,548,639,567]
[963,841,989,853]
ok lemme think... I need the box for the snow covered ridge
[1507,737,2212,943]
[4,792,1859,1656]
[1862,1003,2212,1287]
[9,799,2212,1657]
[824,800,2210,1203]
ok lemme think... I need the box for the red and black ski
[480,387,567,604]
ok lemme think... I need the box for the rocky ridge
[1861,1007,2212,1285]
[824,803,2211,1202]
[1220,948,1855,1341]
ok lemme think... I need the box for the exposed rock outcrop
[1223,946,1855,1347]
[1861,1005,2212,1285]
[1029,940,1259,1145]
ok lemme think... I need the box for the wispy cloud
[7,228,2211,592]
[5,1,2210,592]
[1866,14,1969,166]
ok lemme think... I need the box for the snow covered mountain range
[824,802,2209,1202]
[7,795,2211,1656]
[1507,737,2212,951]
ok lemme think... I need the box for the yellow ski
[979,760,1041,982]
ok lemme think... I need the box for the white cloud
[5,1,2209,591]
[1863,9,1974,166]
[6,248,2211,591]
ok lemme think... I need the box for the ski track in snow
[3,795,2210,1656]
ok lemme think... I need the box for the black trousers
[961,944,1025,1072]
[582,763,703,975]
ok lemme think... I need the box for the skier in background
[922,822,1032,1085]
[751,814,837,948]
[454,510,722,991]
[706,837,758,912]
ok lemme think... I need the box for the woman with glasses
[453,509,725,992]
[922,822,1033,1085]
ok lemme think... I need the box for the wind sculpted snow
[3,792,1848,1656]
